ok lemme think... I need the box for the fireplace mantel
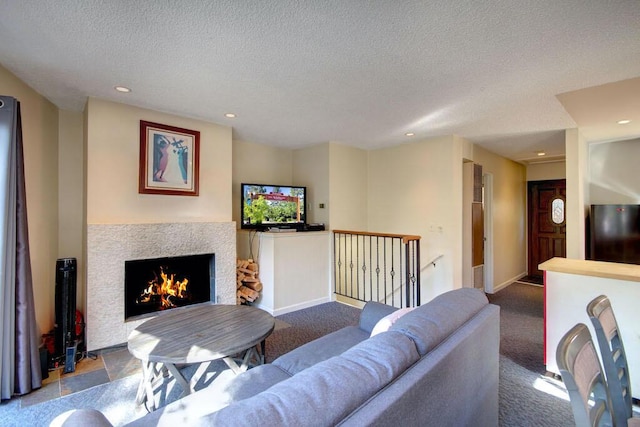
[86,222,236,350]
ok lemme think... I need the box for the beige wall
[328,143,368,231]
[0,64,59,334]
[527,161,566,181]
[368,136,464,300]
[472,144,527,288]
[58,110,85,313]
[293,143,330,226]
[232,139,293,227]
[86,98,232,224]
[565,128,589,259]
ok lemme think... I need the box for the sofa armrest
[359,301,398,334]
[50,409,113,427]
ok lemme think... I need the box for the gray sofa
[56,288,500,426]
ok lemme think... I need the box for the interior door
[528,179,566,278]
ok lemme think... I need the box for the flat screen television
[589,204,640,265]
[241,183,306,230]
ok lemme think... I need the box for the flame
[137,266,189,309]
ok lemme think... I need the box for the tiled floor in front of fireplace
[19,345,141,408]
[18,317,292,409]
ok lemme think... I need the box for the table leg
[260,339,266,364]
[164,363,192,398]
[136,360,164,411]
[190,360,213,391]
[222,343,265,374]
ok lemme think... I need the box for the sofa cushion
[390,288,488,355]
[359,300,399,333]
[126,364,292,427]
[273,325,369,375]
[370,307,415,336]
[205,331,419,426]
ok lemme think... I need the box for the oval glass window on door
[552,198,565,224]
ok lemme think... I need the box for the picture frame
[139,120,200,196]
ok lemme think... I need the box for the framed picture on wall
[139,120,200,196]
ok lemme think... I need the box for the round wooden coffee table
[127,303,275,411]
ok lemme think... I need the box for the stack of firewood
[236,259,262,305]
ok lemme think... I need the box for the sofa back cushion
[205,331,419,426]
[273,326,369,375]
[390,288,488,355]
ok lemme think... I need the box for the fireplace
[124,253,215,320]
[87,222,236,351]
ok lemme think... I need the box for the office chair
[587,295,632,427]
[556,323,614,427]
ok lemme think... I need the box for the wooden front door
[528,179,566,278]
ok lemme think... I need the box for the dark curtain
[0,96,42,399]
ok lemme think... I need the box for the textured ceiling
[1,1,639,163]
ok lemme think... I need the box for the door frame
[483,173,494,293]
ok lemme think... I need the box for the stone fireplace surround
[86,222,236,351]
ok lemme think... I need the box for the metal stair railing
[333,230,421,308]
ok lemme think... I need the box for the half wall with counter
[237,230,332,316]
[540,257,640,399]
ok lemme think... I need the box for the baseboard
[488,272,527,294]
[256,296,331,317]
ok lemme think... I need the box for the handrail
[332,229,421,244]
[423,254,444,270]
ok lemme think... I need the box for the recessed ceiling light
[617,119,631,125]
[405,132,415,137]
[114,86,131,93]
[537,151,546,156]
[224,113,236,118]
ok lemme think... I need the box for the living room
[1,2,640,424]
[1,69,531,343]
[1,1,639,348]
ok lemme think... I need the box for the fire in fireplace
[124,253,214,320]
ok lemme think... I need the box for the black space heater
[54,258,77,373]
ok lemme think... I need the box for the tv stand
[237,230,331,315]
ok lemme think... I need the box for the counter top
[539,257,640,283]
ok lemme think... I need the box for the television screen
[241,183,306,230]
[590,204,640,265]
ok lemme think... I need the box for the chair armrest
[359,301,398,334]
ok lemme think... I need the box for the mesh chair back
[556,323,613,427]
[587,295,632,427]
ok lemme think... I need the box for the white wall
[0,64,59,334]
[86,98,232,224]
[368,136,463,300]
[590,138,640,204]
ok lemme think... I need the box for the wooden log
[245,280,262,289]
[244,281,263,292]
[238,285,259,301]
[236,259,261,304]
